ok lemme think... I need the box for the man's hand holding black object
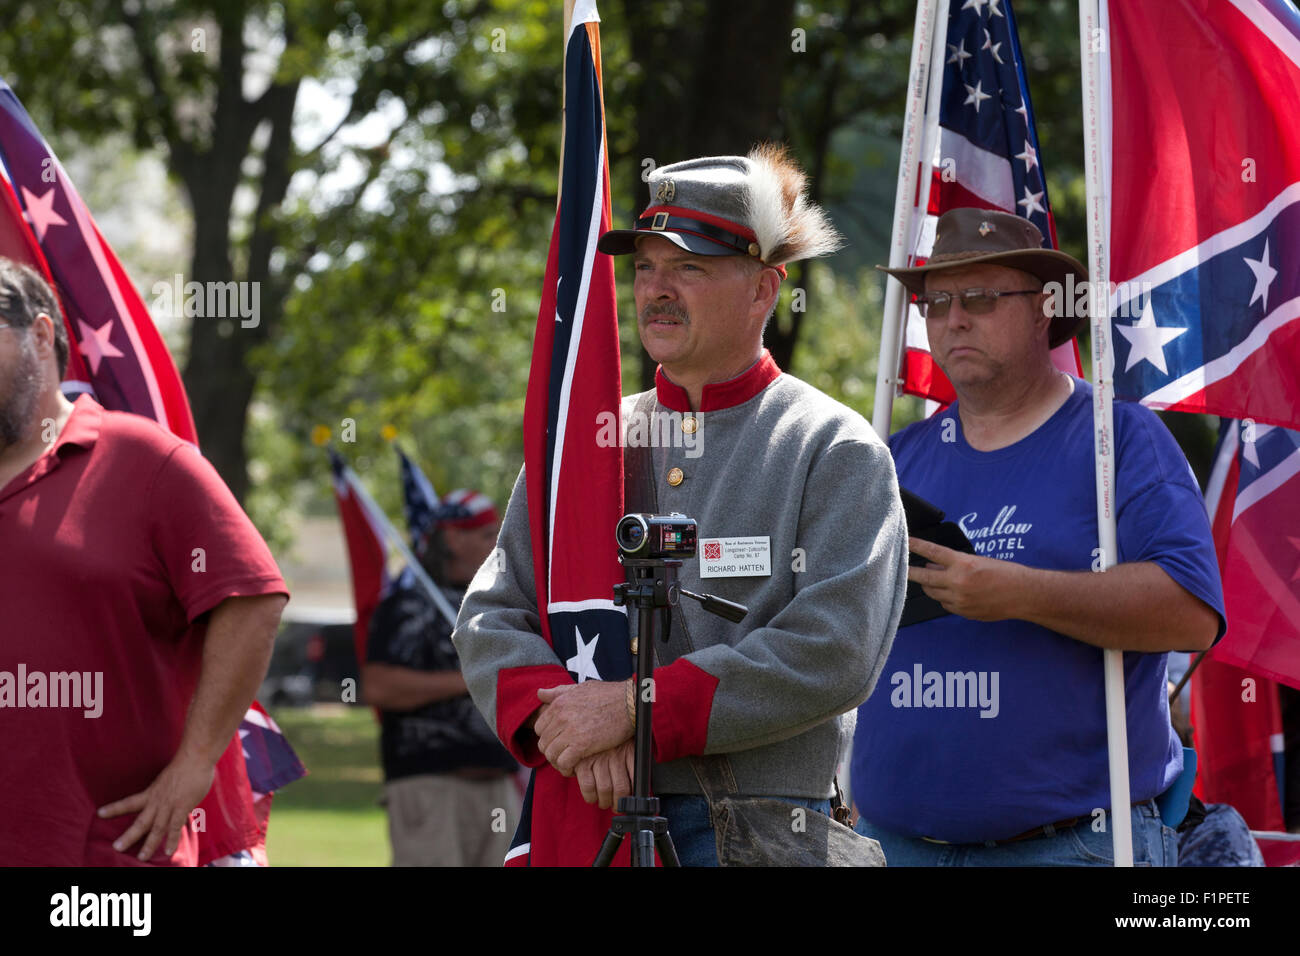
[908,536,1219,653]
[534,680,634,776]
[908,536,1021,622]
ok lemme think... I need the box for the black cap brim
[597,228,739,257]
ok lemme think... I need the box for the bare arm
[361,662,468,710]
[99,593,286,860]
[909,537,1219,652]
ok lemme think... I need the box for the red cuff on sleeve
[497,664,574,767]
[650,658,718,763]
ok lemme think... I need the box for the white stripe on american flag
[935,130,1016,214]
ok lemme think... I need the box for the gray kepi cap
[597,144,843,276]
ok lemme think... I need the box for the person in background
[364,490,519,866]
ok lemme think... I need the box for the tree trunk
[622,0,796,392]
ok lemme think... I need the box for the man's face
[445,521,500,576]
[0,321,41,449]
[923,264,1049,391]
[631,235,770,378]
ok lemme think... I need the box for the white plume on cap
[743,143,844,266]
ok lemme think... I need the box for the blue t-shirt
[852,378,1225,843]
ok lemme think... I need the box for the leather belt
[921,799,1151,846]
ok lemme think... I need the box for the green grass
[263,704,390,867]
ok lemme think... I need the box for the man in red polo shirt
[0,258,288,865]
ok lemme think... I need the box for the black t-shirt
[366,583,518,781]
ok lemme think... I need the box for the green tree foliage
[0,0,1215,548]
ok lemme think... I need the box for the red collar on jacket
[654,349,782,413]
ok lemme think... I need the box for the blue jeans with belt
[854,800,1178,866]
[660,794,835,867]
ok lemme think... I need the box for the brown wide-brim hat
[877,208,1089,348]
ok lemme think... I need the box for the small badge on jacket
[698,536,772,578]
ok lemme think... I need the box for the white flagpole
[872,0,947,438]
[911,0,949,261]
[341,458,463,630]
[1078,0,1133,867]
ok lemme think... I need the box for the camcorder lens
[616,515,649,553]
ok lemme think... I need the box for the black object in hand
[899,488,976,628]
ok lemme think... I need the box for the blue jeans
[854,800,1178,866]
[660,794,835,867]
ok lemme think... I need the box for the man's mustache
[640,305,690,324]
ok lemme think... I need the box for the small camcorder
[615,513,697,560]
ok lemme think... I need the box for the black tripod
[593,556,746,867]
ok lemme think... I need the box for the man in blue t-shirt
[852,208,1225,865]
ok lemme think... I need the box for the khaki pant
[383,773,520,867]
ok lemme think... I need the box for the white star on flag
[76,318,126,374]
[1243,239,1278,313]
[1116,301,1188,374]
[989,0,1005,17]
[20,185,67,241]
[962,0,988,14]
[1012,96,1029,124]
[964,80,991,113]
[566,626,603,683]
[982,29,1003,64]
[1015,140,1038,172]
[1017,184,1045,216]
[947,39,972,67]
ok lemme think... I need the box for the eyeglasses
[915,288,1041,318]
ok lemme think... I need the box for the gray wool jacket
[452,367,909,799]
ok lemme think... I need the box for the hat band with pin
[636,205,758,257]
[875,207,1090,348]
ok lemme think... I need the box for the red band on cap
[640,205,758,243]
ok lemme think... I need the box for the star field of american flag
[899,0,1081,405]
[937,0,1052,241]
[397,443,440,548]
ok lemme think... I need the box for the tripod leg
[634,828,657,867]
[592,829,624,867]
[654,829,681,868]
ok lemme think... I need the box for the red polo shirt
[0,396,288,865]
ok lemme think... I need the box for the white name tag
[698,536,772,578]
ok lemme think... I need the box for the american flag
[0,78,303,865]
[396,443,440,549]
[508,0,634,866]
[899,0,1082,405]
[1104,0,1300,429]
